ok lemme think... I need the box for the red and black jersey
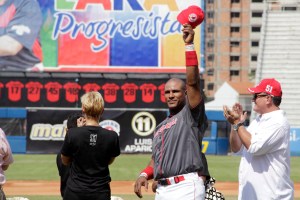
[121,83,138,103]
[158,83,166,103]
[152,102,207,179]
[63,82,81,103]
[5,81,24,102]
[44,82,62,102]
[83,83,101,93]
[25,81,43,102]
[102,83,119,103]
[139,83,157,103]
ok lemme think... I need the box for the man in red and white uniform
[134,23,208,200]
[0,0,43,71]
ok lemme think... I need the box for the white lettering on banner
[124,138,152,152]
[30,124,66,141]
[290,129,300,142]
[52,12,180,52]
[134,138,152,145]
[124,145,152,153]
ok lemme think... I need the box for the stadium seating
[255,1,300,127]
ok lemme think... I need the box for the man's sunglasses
[252,94,269,100]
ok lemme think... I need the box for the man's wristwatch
[233,122,244,131]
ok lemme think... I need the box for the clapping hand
[223,103,247,124]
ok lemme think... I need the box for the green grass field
[5,154,300,200]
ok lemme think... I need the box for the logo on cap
[247,78,282,97]
[177,5,205,29]
[188,13,198,23]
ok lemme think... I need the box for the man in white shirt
[223,78,294,200]
[0,128,14,200]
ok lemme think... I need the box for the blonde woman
[61,91,120,200]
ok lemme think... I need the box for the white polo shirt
[237,110,294,200]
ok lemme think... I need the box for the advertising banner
[39,0,202,72]
[25,108,227,154]
[1,0,203,72]
[26,108,168,153]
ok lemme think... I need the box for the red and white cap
[177,5,205,29]
[248,78,282,97]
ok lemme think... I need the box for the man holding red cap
[134,7,208,200]
[223,78,294,200]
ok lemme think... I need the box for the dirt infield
[3,180,300,197]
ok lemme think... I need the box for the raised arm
[182,24,202,108]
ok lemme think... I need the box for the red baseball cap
[248,78,282,97]
[177,5,205,29]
